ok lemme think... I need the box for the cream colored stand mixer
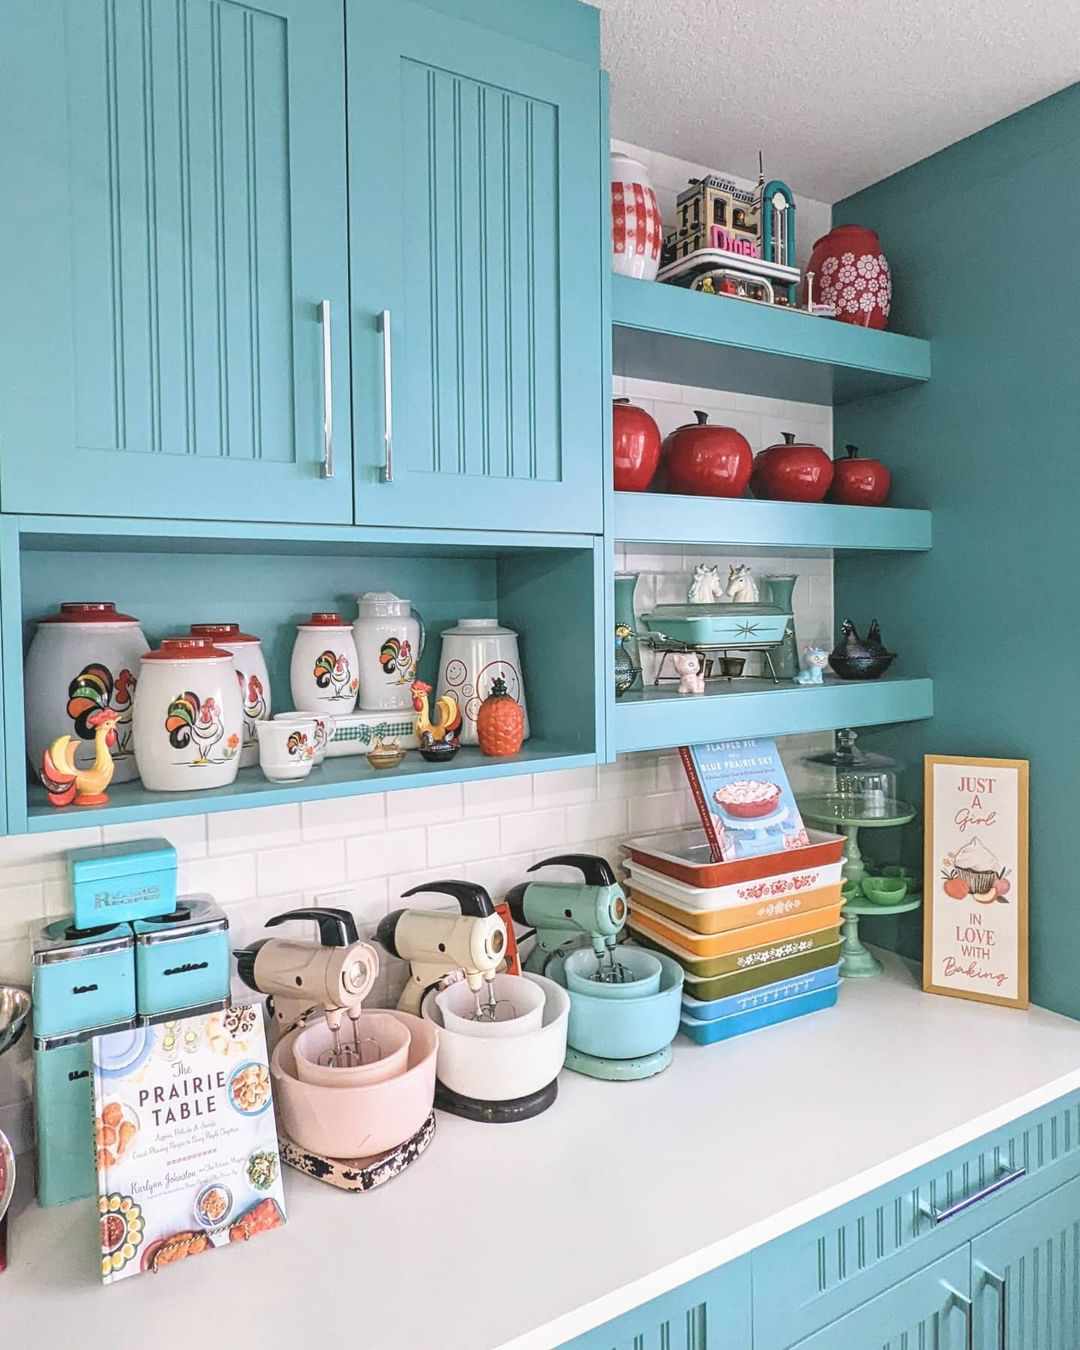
[234,907,380,1062]
[377,881,507,1017]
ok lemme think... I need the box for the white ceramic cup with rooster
[132,638,244,792]
[435,618,529,747]
[352,593,425,713]
[255,718,317,783]
[273,711,332,765]
[24,601,149,785]
[190,623,271,770]
[290,613,360,715]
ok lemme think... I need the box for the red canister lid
[190,623,260,644]
[141,637,233,662]
[39,602,139,625]
[301,612,349,627]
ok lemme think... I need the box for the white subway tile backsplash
[255,841,344,897]
[628,790,698,835]
[0,883,45,942]
[499,807,566,855]
[208,804,300,856]
[301,793,387,841]
[182,852,258,904]
[346,828,426,881]
[598,756,656,800]
[463,776,533,818]
[386,783,463,827]
[565,798,628,843]
[530,766,598,808]
[103,814,208,860]
[462,851,536,902]
[427,816,502,867]
[0,827,102,884]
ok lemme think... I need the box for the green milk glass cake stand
[799,794,919,979]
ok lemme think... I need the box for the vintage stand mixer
[381,881,569,1123]
[237,907,439,1190]
[508,855,683,1081]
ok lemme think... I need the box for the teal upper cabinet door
[0,0,351,523]
[972,1174,1080,1350]
[346,1,604,533]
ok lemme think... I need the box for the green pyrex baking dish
[629,921,840,981]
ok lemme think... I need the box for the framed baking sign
[923,755,1029,1009]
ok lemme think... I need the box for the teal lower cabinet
[564,1257,751,1349]
[791,1247,971,1349]
[972,1172,1080,1350]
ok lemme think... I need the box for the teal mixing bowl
[557,952,683,1060]
[563,945,662,1000]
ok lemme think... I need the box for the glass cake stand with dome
[797,729,920,977]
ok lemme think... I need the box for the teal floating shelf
[26,742,595,832]
[611,275,931,406]
[614,493,931,552]
[612,675,933,754]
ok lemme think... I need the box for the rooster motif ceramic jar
[435,618,528,746]
[611,154,662,281]
[352,593,425,712]
[24,602,149,784]
[132,638,243,792]
[190,624,271,770]
[806,226,892,329]
[290,614,360,714]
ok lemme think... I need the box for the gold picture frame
[923,755,1029,1009]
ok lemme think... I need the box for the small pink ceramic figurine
[673,652,705,695]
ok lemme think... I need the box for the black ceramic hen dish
[828,618,896,680]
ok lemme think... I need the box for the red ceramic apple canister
[662,411,752,498]
[751,432,834,503]
[612,397,662,492]
[806,225,892,329]
[828,444,892,506]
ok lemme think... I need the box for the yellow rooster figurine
[411,679,461,762]
[40,708,121,808]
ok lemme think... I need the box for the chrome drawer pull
[919,1166,1026,1225]
[977,1263,1008,1350]
[379,308,393,483]
[942,1284,973,1350]
[319,300,334,479]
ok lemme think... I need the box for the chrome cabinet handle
[319,300,333,479]
[943,1284,973,1350]
[977,1263,1008,1350]
[379,308,393,482]
[919,1167,1026,1225]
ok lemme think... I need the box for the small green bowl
[841,881,862,905]
[861,875,908,906]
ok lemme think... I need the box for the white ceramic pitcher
[353,593,425,712]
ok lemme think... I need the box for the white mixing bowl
[435,973,545,1038]
[423,973,569,1102]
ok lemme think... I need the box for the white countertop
[7,951,1080,1349]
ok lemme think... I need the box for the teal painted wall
[834,83,1080,1012]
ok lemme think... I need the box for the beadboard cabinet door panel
[347,1,604,533]
[972,1174,1080,1350]
[793,1248,972,1350]
[562,1258,752,1349]
[0,0,351,523]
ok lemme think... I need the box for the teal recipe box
[32,918,136,1038]
[67,838,178,930]
[33,1034,96,1207]
[132,896,230,1017]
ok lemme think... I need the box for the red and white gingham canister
[611,154,662,281]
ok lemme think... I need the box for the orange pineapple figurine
[476,676,525,756]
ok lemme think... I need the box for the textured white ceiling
[588,0,1080,202]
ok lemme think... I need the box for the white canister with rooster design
[352,593,425,712]
[435,618,528,747]
[132,638,243,792]
[190,623,271,770]
[24,601,149,784]
[290,613,360,714]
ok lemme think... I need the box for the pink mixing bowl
[271,1010,436,1158]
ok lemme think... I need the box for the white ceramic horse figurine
[687,563,724,603]
[724,564,760,604]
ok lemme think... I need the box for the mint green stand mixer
[507,855,681,1081]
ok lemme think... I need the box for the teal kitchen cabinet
[971,1173,1080,1349]
[0,0,352,524]
[346,0,604,533]
[564,1257,752,1349]
[791,1248,972,1350]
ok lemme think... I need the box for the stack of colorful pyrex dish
[622,828,845,1045]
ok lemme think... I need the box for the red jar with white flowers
[807,226,892,329]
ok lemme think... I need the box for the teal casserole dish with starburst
[638,603,790,647]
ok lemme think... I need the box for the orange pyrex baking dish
[628,895,845,959]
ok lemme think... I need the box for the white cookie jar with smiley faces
[435,617,529,746]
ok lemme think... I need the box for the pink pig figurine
[673,652,705,695]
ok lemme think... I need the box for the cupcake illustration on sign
[941,837,1011,904]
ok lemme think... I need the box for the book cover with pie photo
[681,738,809,861]
[91,1005,286,1285]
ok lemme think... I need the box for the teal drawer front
[563,1256,751,1349]
[753,1089,1080,1350]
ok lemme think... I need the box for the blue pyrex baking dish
[31,917,136,1038]
[33,1034,96,1207]
[132,896,230,1017]
[67,838,177,929]
[682,962,839,1022]
[679,976,839,1046]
